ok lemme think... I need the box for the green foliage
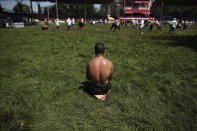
[13,3,30,14]
[152,0,197,17]
[98,4,108,17]
[167,5,197,17]
[43,4,116,18]
[154,0,197,6]
[43,4,96,18]
[97,4,116,17]
[0,24,197,130]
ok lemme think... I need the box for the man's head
[95,43,105,55]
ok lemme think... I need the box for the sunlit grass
[0,23,197,130]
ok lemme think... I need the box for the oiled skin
[86,55,113,86]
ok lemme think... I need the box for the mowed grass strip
[0,24,197,130]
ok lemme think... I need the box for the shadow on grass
[150,35,197,51]
[79,81,95,97]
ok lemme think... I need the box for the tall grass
[0,24,197,130]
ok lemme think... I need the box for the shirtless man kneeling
[86,43,114,100]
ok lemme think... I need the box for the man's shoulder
[104,58,113,65]
[88,57,96,64]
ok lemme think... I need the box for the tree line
[12,3,116,18]
[11,1,197,19]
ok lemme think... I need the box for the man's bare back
[86,55,113,86]
[86,43,113,100]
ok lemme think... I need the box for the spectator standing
[139,19,144,35]
[132,19,137,29]
[79,17,85,30]
[183,20,188,30]
[116,19,120,31]
[67,17,72,30]
[169,18,177,34]
[155,20,161,31]
[99,19,103,24]
[148,21,154,32]
[71,18,75,28]
[55,18,60,29]
[110,20,117,30]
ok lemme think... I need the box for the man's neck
[96,54,104,57]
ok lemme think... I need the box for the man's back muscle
[87,56,113,86]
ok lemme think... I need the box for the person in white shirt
[71,18,75,27]
[92,20,96,24]
[132,20,136,29]
[67,17,72,30]
[136,20,139,26]
[55,18,60,29]
[139,19,144,35]
[99,19,103,24]
[181,20,184,25]
[169,18,177,34]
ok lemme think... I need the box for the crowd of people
[108,18,162,34]
[41,17,194,35]
[121,18,193,34]
[42,17,85,31]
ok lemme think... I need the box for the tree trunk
[18,3,23,16]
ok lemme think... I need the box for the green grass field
[0,23,197,130]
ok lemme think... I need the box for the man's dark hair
[95,43,105,55]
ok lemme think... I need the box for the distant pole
[84,3,86,23]
[66,4,68,17]
[47,0,49,19]
[30,0,33,16]
[115,0,118,18]
[107,4,110,16]
[38,3,41,15]
[193,3,197,22]
[160,0,164,22]
[67,4,70,17]
[56,0,58,19]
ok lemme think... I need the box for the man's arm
[109,63,114,81]
[86,64,91,80]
